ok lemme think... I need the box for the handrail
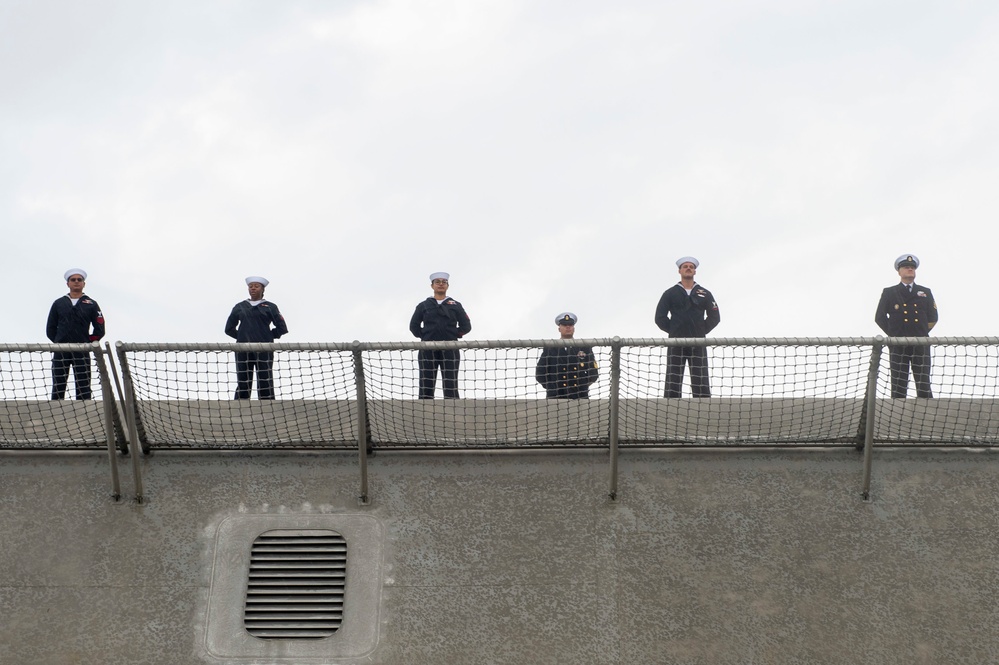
[6,337,999,505]
[111,336,999,352]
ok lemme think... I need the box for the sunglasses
[68,278,85,282]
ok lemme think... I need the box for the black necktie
[906,284,912,293]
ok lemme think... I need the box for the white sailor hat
[894,254,919,270]
[245,276,269,287]
[555,312,578,325]
[64,268,87,281]
[429,272,450,281]
[675,256,699,268]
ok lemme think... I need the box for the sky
[3,0,997,345]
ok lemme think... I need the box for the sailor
[875,254,938,398]
[654,256,720,398]
[409,272,472,399]
[225,276,288,399]
[535,312,599,399]
[46,268,106,400]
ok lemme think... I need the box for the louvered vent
[243,529,346,639]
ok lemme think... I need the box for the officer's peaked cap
[894,254,919,270]
[556,312,578,325]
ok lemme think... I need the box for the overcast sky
[3,0,997,345]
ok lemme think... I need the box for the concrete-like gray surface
[7,398,999,451]
[141,398,865,446]
[132,400,356,447]
[2,447,998,664]
[0,400,111,447]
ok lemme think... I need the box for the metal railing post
[92,343,121,501]
[104,341,130,454]
[860,339,884,501]
[608,337,622,500]
[115,342,145,503]
[352,342,370,505]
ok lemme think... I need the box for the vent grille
[243,529,346,639]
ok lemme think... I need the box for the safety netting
[102,338,999,451]
[0,343,123,449]
[116,344,357,449]
[873,340,999,444]
[360,342,611,447]
[616,341,869,445]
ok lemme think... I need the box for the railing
[4,337,998,503]
[0,342,125,500]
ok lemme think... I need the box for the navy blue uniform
[655,283,720,398]
[536,346,598,399]
[875,283,938,398]
[410,297,472,399]
[46,294,105,400]
[225,300,288,399]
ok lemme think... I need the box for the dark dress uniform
[536,345,598,399]
[46,294,106,400]
[410,297,472,399]
[225,300,288,399]
[655,283,720,398]
[875,282,938,398]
